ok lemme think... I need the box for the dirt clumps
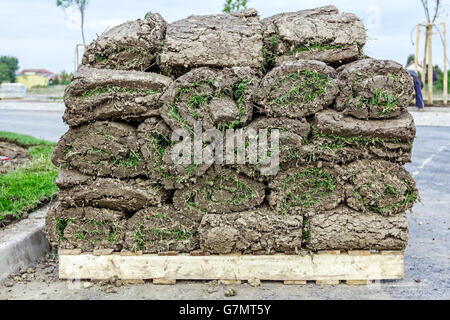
[45,204,126,251]
[335,58,414,119]
[0,141,30,174]
[268,165,344,216]
[199,207,303,254]
[124,205,199,253]
[343,160,418,216]
[262,6,366,69]
[160,9,263,75]
[253,60,338,118]
[306,206,409,251]
[63,66,172,126]
[56,169,169,213]
[299,110,416,164]
[82,12,167,71]
[173,167,266,222]
[160,67,259,131]
[52,121,145,179]
[47,6,418,255]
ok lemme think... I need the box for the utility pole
[443,22,448,105]
[428,25,433,104]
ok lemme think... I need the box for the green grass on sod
[0,133,58,225]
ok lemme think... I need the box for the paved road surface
[0,109,67,142]
[0,100,66,142]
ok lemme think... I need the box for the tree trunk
[80,8,86,46]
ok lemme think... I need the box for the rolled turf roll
[343,160,418,216]
[160,67,259,132]
[305,206,409,251]
[82,12,167,71]
[159,9,263,76]
[45,204,125,251]
[124,205,199,253]
[268,164,344,215]
[199,207,303,254]
[261,5,366,71]
[231,117,311,181]
[335,58,415,120]
[299,110,416,164]
[52,121,146,179]
[137,117,212,189]
[63,66,172,127]
[173,167,266,222]
[254,60,338,119]
[56,169,169,213]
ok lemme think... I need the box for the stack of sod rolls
[46,6,418,255]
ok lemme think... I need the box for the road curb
[0,205,50,281]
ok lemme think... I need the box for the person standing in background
[408,70,425,111]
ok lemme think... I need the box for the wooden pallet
[58,250,404,285]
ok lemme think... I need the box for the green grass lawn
[0,131,56,146]
[0,133,58,226]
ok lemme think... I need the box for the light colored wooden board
[316,280,340,286]
[153,279,176,285]
[318,250,341,255]
[93,249,114,256]
[284,280,307,285]
[124,279,144,285]
[59,253,404,281]
[348,250,371,256]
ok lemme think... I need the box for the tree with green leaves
[56,0,89,46]
[223,0,248,13]
[0,56,19,83]
[0,64,10,84]
[406,54,415,67]
[60,71,73,85]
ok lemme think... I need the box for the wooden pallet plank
[348,250,371,256]
[318,250,341,255]
[59,253,404,281]
[284,280,307,285]
[153,279,176,285]
[346,280,369,285]
[93,249,114,256]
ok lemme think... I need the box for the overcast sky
[0,0,448,74]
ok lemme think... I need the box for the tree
[0,64,10,84]
[60,71,73,85]
[420,0,443,23]
[0,56,19,83]
[56,0,89,46]
[406,54,415,67]
[223,0,248,13]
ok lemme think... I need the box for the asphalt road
[0,102,449,300]
[0,100,66,142]
[0,109,67,142]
